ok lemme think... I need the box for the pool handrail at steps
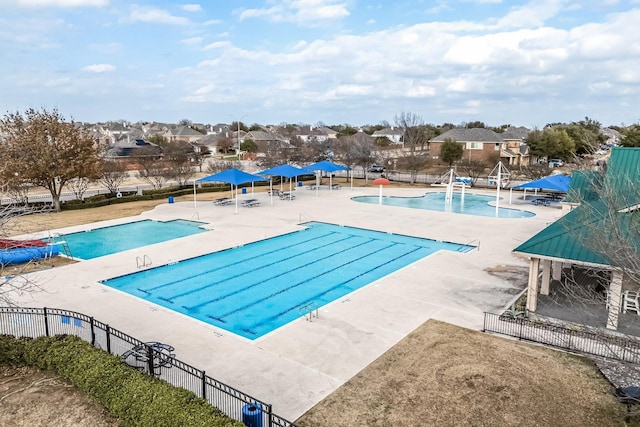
[136,254,152,269]
[299,301,318,322]
[50,233,73,259]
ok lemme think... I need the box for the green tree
[240,138,258,153]
[440,138,464,167]
[147,134,168,147]
[620,126,640,147]
[375,136,391,147]
[526,127,575,160]
[0,108,101,212]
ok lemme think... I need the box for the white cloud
[493,0,565,29]
[181,36,203,45]
[15,0,108,6]
[181,4,202,12]
[239,0,350,25]
[128,5,190,25]
[82,64,116,73]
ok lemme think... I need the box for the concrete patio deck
[14,186,560,420]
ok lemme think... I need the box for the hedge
[0,334,243,427]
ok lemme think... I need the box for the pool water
[60,219,208,260]
[102,222,474,340]
[352,192,535,218]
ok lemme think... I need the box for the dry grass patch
[0,366,121,427]
[297,320,629,427]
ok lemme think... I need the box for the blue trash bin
[242,187,247,194]
[298,181,303,187]
[168,196,174,204]
[242,402,262,427]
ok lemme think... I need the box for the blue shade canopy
[196,168,267,185]
[304,160,350,173]
[258,164,308,178]
[513,174,571,192]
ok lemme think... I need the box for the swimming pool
[60,219,208,260]
[102,222,474,340]
[352,192,535,218]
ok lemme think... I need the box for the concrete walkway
[16,185,560,420]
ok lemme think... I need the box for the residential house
[245,130,292,158]
[514,147,640,333]
[165,125,205,143]
[429,128,504,164]
[429,127,533,165]
[296,126,332,143]
[371,127,404,145]
[500,126,531,167]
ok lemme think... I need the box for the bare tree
[0,205,46,305]
[0,108,101,212]
[206,159,235,174]
[394,112,428,184]
[67,177,92,201]
[458,160,489,186]
[99,159,129,195]
[163,141,194,187]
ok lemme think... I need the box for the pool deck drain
[17,187,561,420]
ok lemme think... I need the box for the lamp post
[231,114,246,161]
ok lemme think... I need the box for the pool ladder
[136,255,152,269]
[299,302,318,322]
[51,233,73,259]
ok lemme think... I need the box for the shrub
[4,335,243,427]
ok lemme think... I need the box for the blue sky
[1,0,639,128]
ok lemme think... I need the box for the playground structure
[431,169,472,204]
[487,161,511,217]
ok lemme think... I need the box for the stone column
[526,258,540,312]
[541,259,552,295]
[606,271,623,330]
[552,261,562,281]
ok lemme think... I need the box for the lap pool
[101,222,474,340]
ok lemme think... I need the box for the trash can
[298,181,303,187]
[168,196,174,204]
[242,188,247,194]
[242,402,262,427]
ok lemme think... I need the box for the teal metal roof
[513,203,609,265]
[514,147,640,266]
[563,170,601,204]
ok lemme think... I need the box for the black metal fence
[0,306,297,427]
[483,312,640,364]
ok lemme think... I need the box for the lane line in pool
[213,244,424,335]
[152,233,357,301]
[205,241,402,321]
[183,237,380,312]
[138,230,342,294]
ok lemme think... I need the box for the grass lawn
[296,320,632,427]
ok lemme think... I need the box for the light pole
[231,114,246,161]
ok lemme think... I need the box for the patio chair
[623,290,640,315]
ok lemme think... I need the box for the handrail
[298,301,318,321]
[136,254,152,269]
[464,239,480,251]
